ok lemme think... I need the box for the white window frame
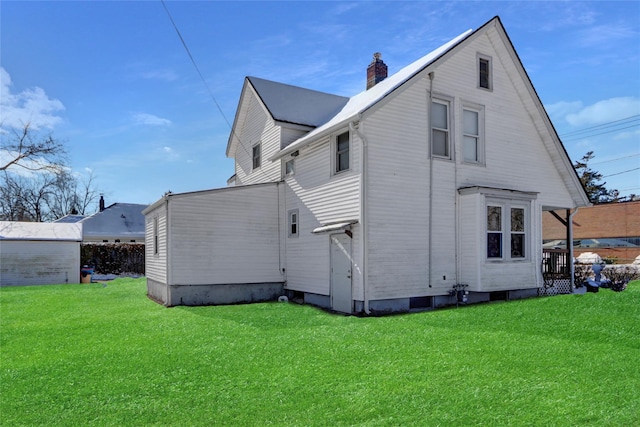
[461,102,485,165]
[478,54,493,91]
[486,199,530,262]
[252,143,261,170]
[288,209,299,238]
[430,97,452,160]
[284,158,295,177]
[333,130,350,174]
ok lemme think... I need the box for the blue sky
[1,1,639,208]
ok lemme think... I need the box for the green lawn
[1,279,639,426]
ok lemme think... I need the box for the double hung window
[431,99,451,158]
[462,104,484,164]
[335,131,350,173]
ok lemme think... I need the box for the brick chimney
[366,52,388,89]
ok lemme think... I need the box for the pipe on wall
[350,119,370,315]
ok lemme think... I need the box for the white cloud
[0,67,65,130]
[160,146,180,162]
[132,113,172,126]
[565,97,640,127]
[545,100,583,122]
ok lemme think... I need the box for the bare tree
[0,123,102,221]
[0,122,67,172]
[47,170,101,218]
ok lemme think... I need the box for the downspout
[350,119,369,314]
[427,71,435,291]
[568,207,579,292]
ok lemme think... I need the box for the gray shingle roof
[81,203,147,239]
[247,76,349,128]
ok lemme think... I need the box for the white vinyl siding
[365,75,456,299]
[232,90,283,185]
[283,132,361,298]
[145,204,167,283]
[167,183,283,286]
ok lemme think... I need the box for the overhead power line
[603,167,640,178]
[591,153,640,166]
[560,114,640,138]
[160,0,232,131]
[160,0,272,183]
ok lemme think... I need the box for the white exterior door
[330,233,352,314]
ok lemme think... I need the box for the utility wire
[160,0,272,183]
[603,167,640,178]
[562,123,640,142]
[160,0,232,131]
[591,153,640,166]
[560,114,639,137]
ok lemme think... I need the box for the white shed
[0,221,83,286]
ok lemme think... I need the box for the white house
[144,16,589,314]
[0,221,83,286]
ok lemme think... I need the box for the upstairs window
[462,104,484,164]
[335,131,350,173]
[252,143,261,170]
[285,159,295,176]
[478,56,492,90]
[431,99,450,159]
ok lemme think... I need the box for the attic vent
[366,52,388,89]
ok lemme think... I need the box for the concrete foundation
[148,278,548,314]
[147,279,284,307]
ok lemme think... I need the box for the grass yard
[1,279,639,426]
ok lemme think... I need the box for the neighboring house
[144,16,589,314]
[0,221,83,286]
[543,200,640,263]
[56,196,147,243]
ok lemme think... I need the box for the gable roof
[80,203,147,239]
[225,77,348,157]
[247,76,349,128]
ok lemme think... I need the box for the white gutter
[350,120,370,315]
